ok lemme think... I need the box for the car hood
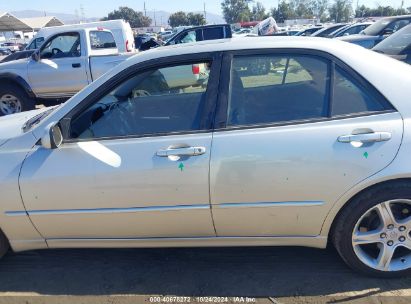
[0,108,48,147]
[337,34,378,42]
[0,57,28,68]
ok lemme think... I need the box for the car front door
[27,32,89,99]
[210,51,403,237]
[19,55,220,241]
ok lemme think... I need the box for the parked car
[311,24,348,37]
[295,26,324,36]
[0,37,410,277]
[339,15,411,48]
[158,30,173,40]
[164,24,232,46]
[330,22,373,38]
[0,28,133,115]
[134,34,152,50]
[373,24,411,64]
[25,19,136,53]
[0,50,34,63]
[0,48,11,56]
[0,42,20,52]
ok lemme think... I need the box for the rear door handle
[72,63,81,68]
[338,132,391,143]
[156,146,206,157]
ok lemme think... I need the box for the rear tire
[0,83,35,116]
[0,229,9,259]
[332,181,411,277]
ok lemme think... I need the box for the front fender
[0,72,35,98]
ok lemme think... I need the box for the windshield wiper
[22,108,55,132]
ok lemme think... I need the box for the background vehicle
[0,42,20,52]
[0,28,133,115]
[295,26,323,36]
[330,22,373,38]
[0,49,34,63]
[339,15,411,48]
[373,24,411,64]
[311,24,348,37]
[26,19,135,53]
[0,48,11,56]
[0,38,410,278]
[164,24,232,45]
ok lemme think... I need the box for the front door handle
[72,63,81,68]
[338,132,391,143]
[156,146,206,157]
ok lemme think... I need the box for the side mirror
[382,29,394,36]
[31,50,40,61]
[41,122,63,149]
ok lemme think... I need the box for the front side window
[227,55,329,126]
[89,31,116,50]
[40,33,80,59]
[70,61,212,139]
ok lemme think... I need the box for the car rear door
[19,54,221,241]
[210,50,403,237]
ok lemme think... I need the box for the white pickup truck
[0,28,134,115]
[0,27,209,116]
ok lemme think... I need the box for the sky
[1,0,410,18]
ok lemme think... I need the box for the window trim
[214,48,396,131]
[61,52,222,143]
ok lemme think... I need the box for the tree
[101,6,151,28]
[187,13,206,26]
[329,0,353,22]
[270,1,295,23]
[251,2,269,21]
[168,12,206,27]
[169,11,188,27]
[309,0,329,21]
[221,0,252,23]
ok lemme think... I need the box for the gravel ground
[0,246,410,304]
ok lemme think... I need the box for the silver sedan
[0,37,410,277]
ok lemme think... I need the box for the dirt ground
[0,246,410,304]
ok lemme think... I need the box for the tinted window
[203,27,224,40]
[70,62,212,139]
[331,66,386,116]
[40,33,80,59]
[89,31,116,49]
[227,55,330,126]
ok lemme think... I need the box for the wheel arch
[0,73,36,99]
[323,177,411,241]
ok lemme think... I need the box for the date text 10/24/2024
[149,297,257,303]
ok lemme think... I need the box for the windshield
[361,18,411,36]
[363,19,391,35]
[373,25,411,55]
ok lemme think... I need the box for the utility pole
[154,9,157,26]
[204,2,207,23]
[144,2,147,17]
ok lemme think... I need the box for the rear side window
[226,53,393,127]
[227,55,330,126]
[331,66,386,116]
[203,27,224,40]
[90,31,117,49]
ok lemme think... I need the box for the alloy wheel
[352,199,411,272]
